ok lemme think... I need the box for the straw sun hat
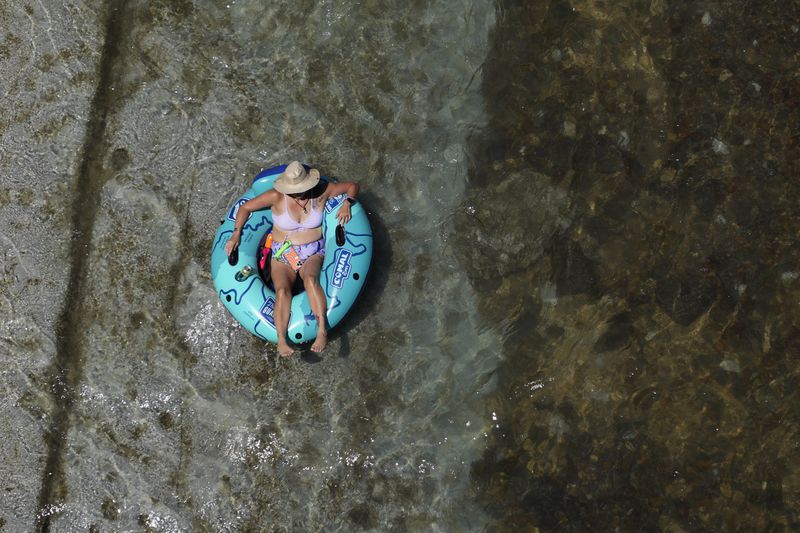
[273,161,320,194]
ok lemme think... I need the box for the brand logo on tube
[260,297,276,327]
[325,194,346,213]
[332,249,353,288]
[228,198,250,221]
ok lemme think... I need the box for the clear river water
[1,0,799,531]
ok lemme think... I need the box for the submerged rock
[454,170,571,284]
[655,270,718,326]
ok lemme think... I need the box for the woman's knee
[301,272,320,288]
[275,286,292,301]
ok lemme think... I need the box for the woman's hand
[336,202,352,225]
[225,233,240,256]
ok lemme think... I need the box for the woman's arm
[324,181,360,225]
[225,189,280,256]
[325,181,359,200]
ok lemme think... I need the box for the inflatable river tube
[211,164,372,344]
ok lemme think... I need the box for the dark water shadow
[336,328,351,359]
[300,350,323,364]
[326,191,392,357]
[36,1,133,529]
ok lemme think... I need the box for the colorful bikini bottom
[270,237,325,271]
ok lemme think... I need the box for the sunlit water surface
[2,0,499,531]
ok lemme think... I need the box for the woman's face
[289,182,322,200]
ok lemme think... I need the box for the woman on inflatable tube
[225,161,360,356]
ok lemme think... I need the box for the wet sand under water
[459,0,800,530]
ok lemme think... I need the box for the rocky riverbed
[456,0,800,530]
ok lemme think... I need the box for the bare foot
[277,341,294,357]
[311,329,327,353]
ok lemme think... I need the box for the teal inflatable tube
[211,164,372,343]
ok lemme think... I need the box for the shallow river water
[1,0,799,531]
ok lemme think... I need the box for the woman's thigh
[299,254,324,283]
[271,259,297,292]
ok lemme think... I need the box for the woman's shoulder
[262,188,283,202]
[245,188,282,210]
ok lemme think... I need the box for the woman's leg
[299,254,328,353]
[271,259,297,357]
